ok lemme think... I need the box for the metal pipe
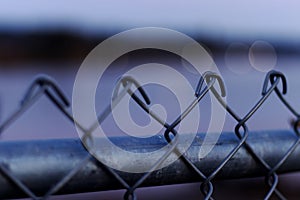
[0,130,299,199]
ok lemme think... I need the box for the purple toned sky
[0,0,299,41]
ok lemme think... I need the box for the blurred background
[0,0,300,199]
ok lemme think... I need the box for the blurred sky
[0,0,299,41]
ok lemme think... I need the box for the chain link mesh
[0,70,299,200]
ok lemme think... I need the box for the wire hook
[262,70,287,96]
[21,75,69,107]
[195,71,226,98]
[113,75,151,106]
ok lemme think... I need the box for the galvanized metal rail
[0,129,299,199]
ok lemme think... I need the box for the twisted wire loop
[162,72,226,200]
[207,72,279,199]
[0,75,95,200]
[0,75,150,200]
[0,75,72,200]
[260,70,300,200]
[119,73,219,200]
[207,70,300,200]
[44,76,153,200]
[112,75,204,200]
[182,71,248,200]
[88,75,155,200]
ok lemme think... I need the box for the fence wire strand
[0,70,299,199]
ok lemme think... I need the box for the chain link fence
[0,70,299,200]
